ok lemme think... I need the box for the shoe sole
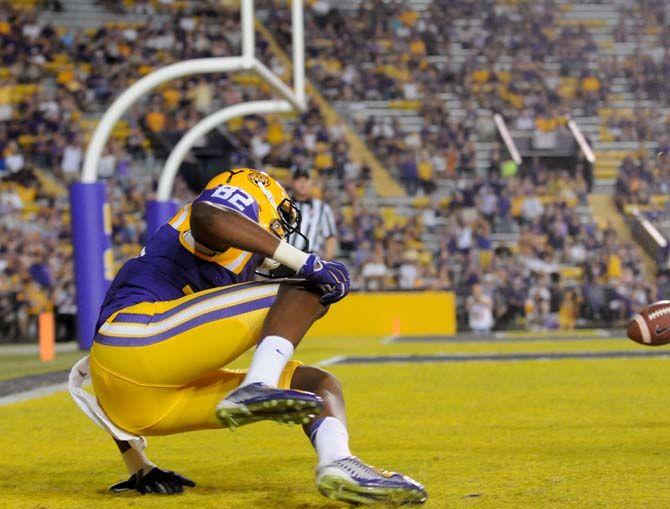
[216,397,323,429]
[316,475,427,506]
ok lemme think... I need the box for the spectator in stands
[466,283,494,334]
[558,289,580,330]
[417,153,435,195]
[60,135,82,180]
[4,141,24,174]
[520,193,545,223]
[361,244,389,291]
[145,105,167,134]
[525,279,554,330]
[398,250,420,290]
[397,154,417,196]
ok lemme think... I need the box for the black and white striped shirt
[288,198,337,254]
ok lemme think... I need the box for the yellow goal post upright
[70,0,306,349]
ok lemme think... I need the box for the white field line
[317,355,346,367]
[0,382,68,406]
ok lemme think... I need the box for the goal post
[155,100,293,202]
[153,0,306,209]
[71,0,306,349]
[69,181,112,349]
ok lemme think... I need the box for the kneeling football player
[78,169,426,505]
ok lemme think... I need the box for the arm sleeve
[322,203,337,238]
[193,185,260,223]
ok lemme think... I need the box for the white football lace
[648,306,670,320]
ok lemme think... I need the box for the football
[627,301,670,346]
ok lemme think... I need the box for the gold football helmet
[204,168,302,243]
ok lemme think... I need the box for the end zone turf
[2,335,670,508]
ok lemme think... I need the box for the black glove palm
[109,467,196,495]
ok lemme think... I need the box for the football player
[84,169,427,505]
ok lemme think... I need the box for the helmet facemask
[277,198,310,252]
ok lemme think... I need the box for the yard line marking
[318,355,347,366]
[320,350,670,366]
[0,369,69,398]
[388,333,624,344]
[493,329,613,339]
[0,382,68,406]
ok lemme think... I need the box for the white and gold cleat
[316,456,427,505]
[216,382,323,430]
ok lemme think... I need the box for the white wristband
[272,240,310,272]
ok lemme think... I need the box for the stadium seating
[1,0,669,338]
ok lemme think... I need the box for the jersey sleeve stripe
[169,204,191,229]
[178,230,252,274]
[222,250,253,273]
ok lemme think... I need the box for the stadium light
[567,119,596,164]
[493,113,522,165]
[71,0,306,349]
[631,207,668,248]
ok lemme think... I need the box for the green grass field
[2,335,670,508]
[0,351,83,381]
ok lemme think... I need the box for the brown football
[628,300,670,346]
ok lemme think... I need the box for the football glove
[109,467,196,495]
[298,254,350,305]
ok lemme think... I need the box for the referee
[288,169,338,258]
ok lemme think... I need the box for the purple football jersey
[95,185,264,331]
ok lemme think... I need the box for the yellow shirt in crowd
[267,120,285,145]
[145,111,167,133]
[162,87,181,109]
[314,151,333,171]
[582,76,600,93]
[418,160,433,181]
[607,254,622,279]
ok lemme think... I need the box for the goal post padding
[69,181,112,349]
[146,199,180,238]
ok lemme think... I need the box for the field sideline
[2,335,670,508]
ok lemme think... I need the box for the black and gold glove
[109,467,196,495]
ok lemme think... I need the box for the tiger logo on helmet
[204,168,301,242]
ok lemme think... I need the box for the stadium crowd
[0,0,665,338]
[0,1,364,339]
[266,0,657,329]
[266,0,606,187]
[334,163,652,331]
[614,149,670,277]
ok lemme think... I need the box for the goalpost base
[69,182,112,349]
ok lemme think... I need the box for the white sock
[240,335,294,387]
[311,417,352,466]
